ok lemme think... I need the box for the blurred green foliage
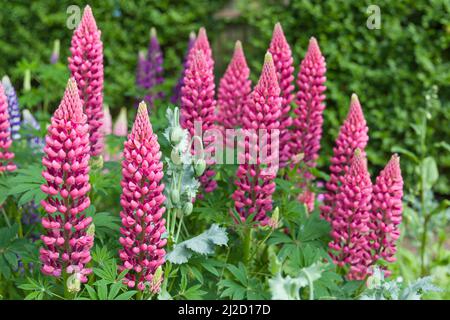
[0,0,448,194]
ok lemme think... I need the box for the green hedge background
[0,0,449,193]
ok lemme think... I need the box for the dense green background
[0,0,449,193]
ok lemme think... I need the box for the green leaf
[421,157,439,190]
[84,284,98,300]
[108,282,123,300]
[227,263,247,286]
[182,284,207,300]
[166,224,228,264]
[96,281,108,300]
[114,290,137,300]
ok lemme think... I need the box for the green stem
[1,208,11,228]
[242,227,253,265]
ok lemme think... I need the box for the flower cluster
[217,41,251,130]
[171,32,196,105]
[369,154,403,269]
[268,23,294,167]
[118,102,167,292]
[321,94,368,221]
[181,45,217,193]
[2,76,21,140]
[137,28,164,108]
[22,109,45,152]
[0,83,16,172]
[39,78,93,282]
[232,52,281,224]
[68,5,104,157]
[291,37,327,211]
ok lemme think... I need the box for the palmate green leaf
[182,284,207,300]
[226,263,247,286]
[114,290,137,300]
[166,224,228,264]
[269,263,325,300]
[219,279,247,300]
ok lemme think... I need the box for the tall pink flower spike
[268,23,294,167]
[232,52,282,224]
[292,37,327,211]
[181,50,217,193]
[118,102,166,292]
[321,94,368,221]
[328,149,373,281]
[369,154,403,275]
[187,27,214,69]
[113,108,128,137]
[40,78,93,282]
[217,40,251,130]
[69,5,104,157]
[0,84,16,172]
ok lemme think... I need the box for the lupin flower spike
[328,149,373,280]
[69,5,104,156]
[135,50,147,91]
[217,40,251,129]
[321,94,368,221]
[187,27,214,69]
[268,23,295,167]
[39,78,93,282]
[140,28,164,107]
[113,108,128,137]
[291,37,327,210]
[181,50,217,193]
[50,39,60,64]
[22,109,45,152]
[118,101,167,292]
[232,52,282,224]
[369,154,403,270]
[0,84,16,172]
[102,105,112,136]
[2,76,21,140]
[171,31,196,104]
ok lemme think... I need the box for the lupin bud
[170,126,184,145]
[170,189,180,204]
[170,148,182,165]
[86,223,95,237]
[150,266,164,294]
[66,273,81,293]
[183,202,193,216]
[194,159,206,177]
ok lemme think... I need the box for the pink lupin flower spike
[292,37,327,211]
[232,52,282,224]
[113,108,128,137]
[369,154,403,273]
[102,105,112,136]
[69,5,104,157]
[118,102,166,292]
[0,84,16,172]
[328,149,373,281]
[268,23,295,167]
[181,50,217,193]
[217,41,251,130]
[321,94,369,221]
[187,27,214,69]
[39,78,93,282]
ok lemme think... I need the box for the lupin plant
[118,102,166,293]
[233,52,282,225]
[321,94,368,222]
[328,149,373,280]
[22,109,45,152]
[135,50,146,92]
[163,107,203,245]
[50,39,60,64]
[142,28,164,107]
[113,107,128,137]
[369,154,403,274]
[268,23,294,167]
[291,37,327,211]
[39,78,93,290]
[171,31,196,105]
[217,40,252,130]
[68,5,104,157]
[187,27,214,69]
[180,50,217,193]
[2,76,21,140]
[0,83,16,172]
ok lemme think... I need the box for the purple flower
[2,76,21,140]
[171,31,196,105]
